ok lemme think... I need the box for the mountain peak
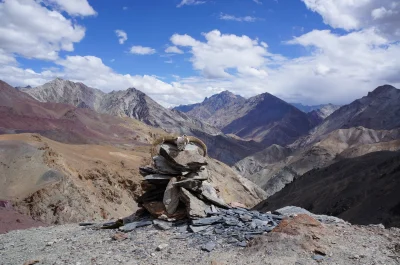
[368,84,397,97]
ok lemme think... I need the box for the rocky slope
[255,151,400,228]
[294,85,400,148]
[173,90,318,147]
[23,78,105,110]
[236,85,400,196]
[0,80,159,145]
[0,133,266,225]
[217,93,317,146]
[235,127,400,196]
[1,211,399,265]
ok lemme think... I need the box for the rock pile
[138,136,229,220]
[123,136,283,251]
[81,136,283,252]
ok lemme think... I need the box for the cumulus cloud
[177,0,206,8]
[0,0,85,60]
[115,30,128,44]
[165,46,184,54]
[129,46,156,55]
[171,30,270,78]
[219,13,261,22]
[45,0,96,16]
[302,0,400,39]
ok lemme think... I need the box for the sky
[0,0,399,107]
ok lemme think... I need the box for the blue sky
[0,0,399,106]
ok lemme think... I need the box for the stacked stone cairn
[89,136,284,252]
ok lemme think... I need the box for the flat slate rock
[153,219,172,230]
[200,182,229,209]
[201,241,216,252]
[153,155,186,175]
[119,220,152,232]
[163,177,180,214]
[192,216,222,226]
[160,144,207,170]
[180,188,208,218]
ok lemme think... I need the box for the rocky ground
[1,211,399,265]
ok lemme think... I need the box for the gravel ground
[1,219,399,265]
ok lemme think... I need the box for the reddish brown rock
[142,201,186,220]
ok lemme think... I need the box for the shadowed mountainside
[254,150,400,228]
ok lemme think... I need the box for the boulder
[163,177,180,214]
[180,188,208,218]
[199,182,229,209]
[160,144,207,171]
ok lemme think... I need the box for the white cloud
[219,13,261,22]
[302,0,400,39]
[171,30,269,78]
[129,46,156,55]
[0,0,85,60]
[177,0,206,8]
[165,46,184,54]
[115,30,128,44]
[253,0,262,4]
[45,0,96,16]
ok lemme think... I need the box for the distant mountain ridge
[235,84,400,200]
[21,79,262,165]
[173,90,318,147]
[293,84,400,148]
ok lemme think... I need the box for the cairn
[138,135,229,220]
[85,135,284,252]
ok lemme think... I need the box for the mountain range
[2,78,400,227]
[234,85,400,195]
[22,78,261,165]
[174,90,320,148]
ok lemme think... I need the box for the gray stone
[184,167,209,180]
[192,216,223,226]
[239,214,252,222]
[223,217,240,226]
[160,144,207,171]
[119,220,152,232]
[227,237,238,244]
[200,182,230,209]
[153,155,184,175]
[156,243,169,251]
[173,179,203,192]
[205,205,219,216]
[250,219,269,229]
[201,241,216,252]
[312,255,325,262]
[189,225,210,233]
[176,225,188,233]
[237,241,247,247]
[153,220,172,230]
[274,206,345,224]
[180,188,208,218]
[163,177,180,214]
